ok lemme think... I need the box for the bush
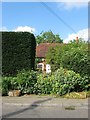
[34,67,90,96]
[51,67,90,95]
[32,67,90,96]
[51,68,70,95]
[2,70,37,96]
[61,43,89,77]
[2,77,18,96]
[16,70,37,94]
[46,41,89,77]
[2,32,36,76]
[81,76,90,91]
[2,68,90,96]
[34,74,53,94]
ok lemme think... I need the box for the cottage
[36,43,65,73]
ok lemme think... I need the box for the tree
[36,30,63,44]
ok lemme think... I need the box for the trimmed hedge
[2,32,36,76]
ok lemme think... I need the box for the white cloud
[0,26,8,31]
[13,26,36,33]
[0,26,36,33]
[64,28,88,43]
[58,2,88,10]
[68,2,87,9]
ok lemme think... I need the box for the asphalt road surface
[1,96,89,119]
[2,104,88,118]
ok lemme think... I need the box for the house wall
[46,64,51,73]
[37,62,44,71]
[37,62,51,73]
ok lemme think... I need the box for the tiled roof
[36,43,67,58]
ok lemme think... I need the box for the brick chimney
[76,36,78,43]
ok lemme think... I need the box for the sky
[1,1,88,43]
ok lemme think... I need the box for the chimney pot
[76,36,78,43]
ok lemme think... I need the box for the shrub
[2,70,37,96]
[2,32,36,76]
[46,41,89,77]
[34,74,53,94]
[51,67,68,95]
[51,67,89,95]
[34,67,90,96]
[81,76,90,91]
[61,43,89,77]
[16,70,37,94]
[2,68,89,96]
[2,76,18,96]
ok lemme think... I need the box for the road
[1,96,89,118]
[2,104,88,118]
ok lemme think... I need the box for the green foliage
[46,44,70,71]
[36,30,63,44]
[34,67,89,96]
[51,67,89,95]
[2,70,37,95]
[2,76,18,96]
[34,74,53,94]
[46,41,89,77]
[61,42,89,77]
[51,68,78,95]
[46,46,61,71]
[81,76,90,91]
[2,32,36,76]
[2,68,90,96]
[16,70,37,94]
[2,77,11,96]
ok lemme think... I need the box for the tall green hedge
[46,41,89,77]
[2,32,36,76]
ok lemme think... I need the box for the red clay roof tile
[36,43,67,58]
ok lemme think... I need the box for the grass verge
[62,91,90,99]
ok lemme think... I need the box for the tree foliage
[46,40,90,77]
[36,30,63,44]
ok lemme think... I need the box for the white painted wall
[37,63,51,73]
[46,64,51,73]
